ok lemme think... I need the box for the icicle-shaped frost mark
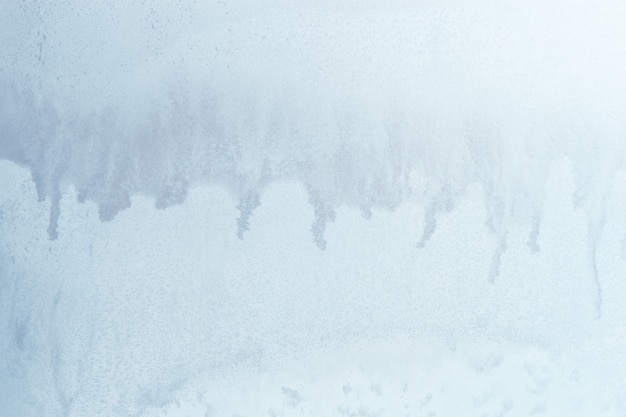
[97,188,131,222]
[582,162,618,320]
[45,172,64,240]
[416,206,437,249]
[527,213,542,253]
[236,191,260,239]
[586,188,610,320]
[47,190,61,240]
[417,190,456,249]
[310,206,336,250]
[488,232,507,283]
[584,209,607,321]
[484,193,508,283]
[307,189,336,250]
[588,240,603,320]
[155,177,189,209]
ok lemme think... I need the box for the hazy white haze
[1,1,626,416]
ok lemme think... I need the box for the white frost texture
[2,1,626,416]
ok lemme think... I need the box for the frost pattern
[2,2,626,416]
[1,1,625,257]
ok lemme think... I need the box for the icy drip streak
[46,189,61,241]
[582,159,620,320]
[417,190,457,249]
[488,232,507,284]
[588,241,603,320]
[484,193,508,283]
[588,197,608,319]
[308,188,336,250]
[236,190,261,239]
[416,206,437,249]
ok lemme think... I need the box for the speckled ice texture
[2,1,626,416]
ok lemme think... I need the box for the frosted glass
[1,1,626,416]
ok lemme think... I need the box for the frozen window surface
[1,1,626,416]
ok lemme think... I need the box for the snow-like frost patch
[140,337,621,417]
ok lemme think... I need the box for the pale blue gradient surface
[1,1,626,416]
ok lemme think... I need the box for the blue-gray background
[1,1,626,416]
